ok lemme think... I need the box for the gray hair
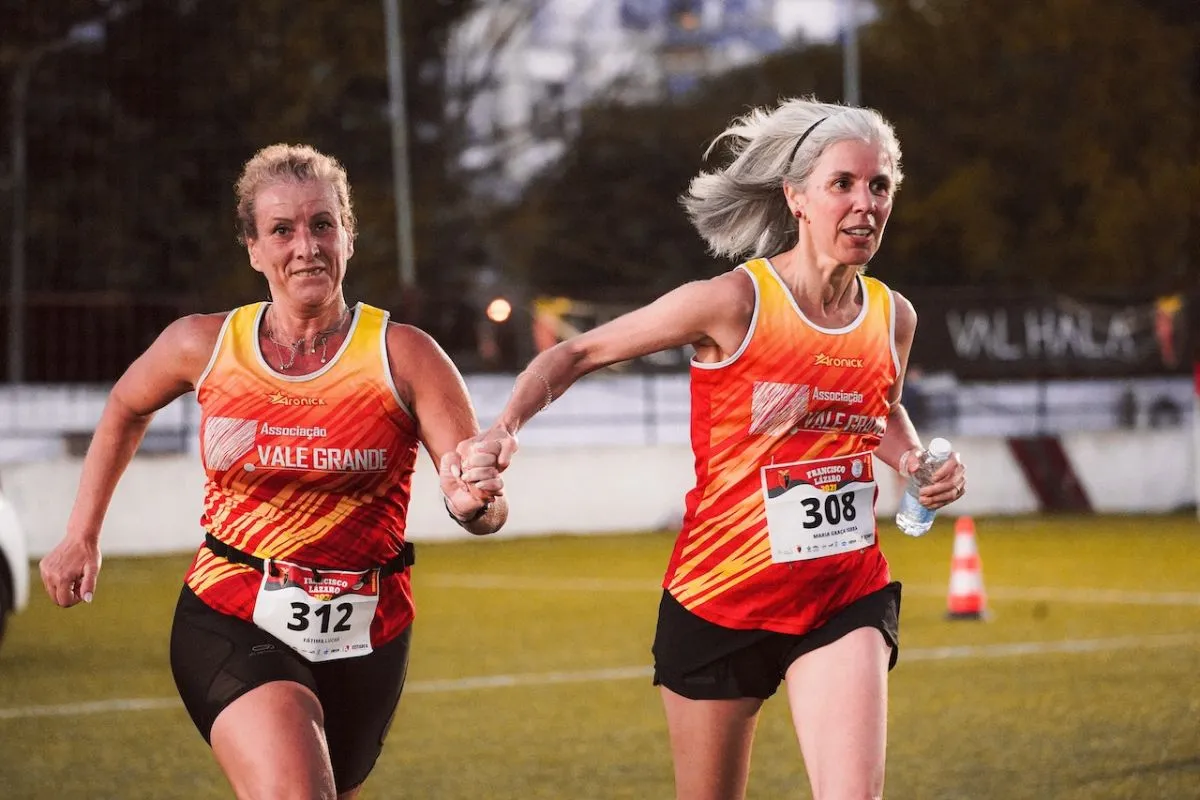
[681,97,904,260]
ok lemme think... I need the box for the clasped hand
[439,424,519,519]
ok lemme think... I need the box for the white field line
[904,584,1200,607]
[1,632,1198,722]
[405,665,651,694]
[0,697,181,719]
[424,574,1200,607]
[422,575,657,592]
[903,632,1200,661]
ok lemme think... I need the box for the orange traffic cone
[946,516,988,620]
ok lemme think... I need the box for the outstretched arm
[473,270,755,468]
[40,313,222,607]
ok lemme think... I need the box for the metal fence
[0,373,1191,466]
[0,288,1192,466]
[0,286,1191,384]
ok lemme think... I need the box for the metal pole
[842,0,861,107]
[383,0,417,289]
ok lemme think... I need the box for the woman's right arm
[40,313,224,607]
[464,269,754,469]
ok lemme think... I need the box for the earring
[793,209,804,219]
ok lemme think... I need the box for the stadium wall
[3,430,1191,558]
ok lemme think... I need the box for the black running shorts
[652,582,901,700]
[169,586,411,792]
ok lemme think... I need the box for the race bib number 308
[761,451,878,563]
[252,561,380,662]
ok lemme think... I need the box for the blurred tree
[1,0,491,310]
[1132,0,1200,294]
[4,0,1197,322]
[867,0,1198,296]
[496,0,1197,301]
[1133,0,1200,27]
[491,42,848,302]
[494,100,722,301]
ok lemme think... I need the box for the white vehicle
[0,485,30,649]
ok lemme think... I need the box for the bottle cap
[928,437,952,458]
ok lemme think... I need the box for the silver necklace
[263,305,350,371]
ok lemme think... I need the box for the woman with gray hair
[460,96,966,799]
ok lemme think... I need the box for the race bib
[251,560,380,662]
[761,452,877,563]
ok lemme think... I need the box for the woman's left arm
[876,291,966,509]
[875,291,921,472]
[387,323,508,536]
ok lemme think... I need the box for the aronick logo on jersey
[267,390,328,406]
[814,352,865,368]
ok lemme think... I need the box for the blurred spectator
[1116,384,1139,429]
[1148,396,1182,428]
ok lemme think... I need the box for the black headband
[786,116,829,170]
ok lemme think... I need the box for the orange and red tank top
[665,258,900,635]
[185,302,419,644]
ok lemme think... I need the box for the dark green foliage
[2,0,1197,313]
[500,0,1199,300]
[1,0,483,307]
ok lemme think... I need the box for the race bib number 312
[761,452,877,563]
[252,561,380,662]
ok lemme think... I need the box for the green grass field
[1,514,1198,799]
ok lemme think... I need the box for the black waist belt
[204,533,415,577]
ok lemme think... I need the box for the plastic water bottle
[894,437,953,536]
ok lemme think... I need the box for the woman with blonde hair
[40,143,507,798]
